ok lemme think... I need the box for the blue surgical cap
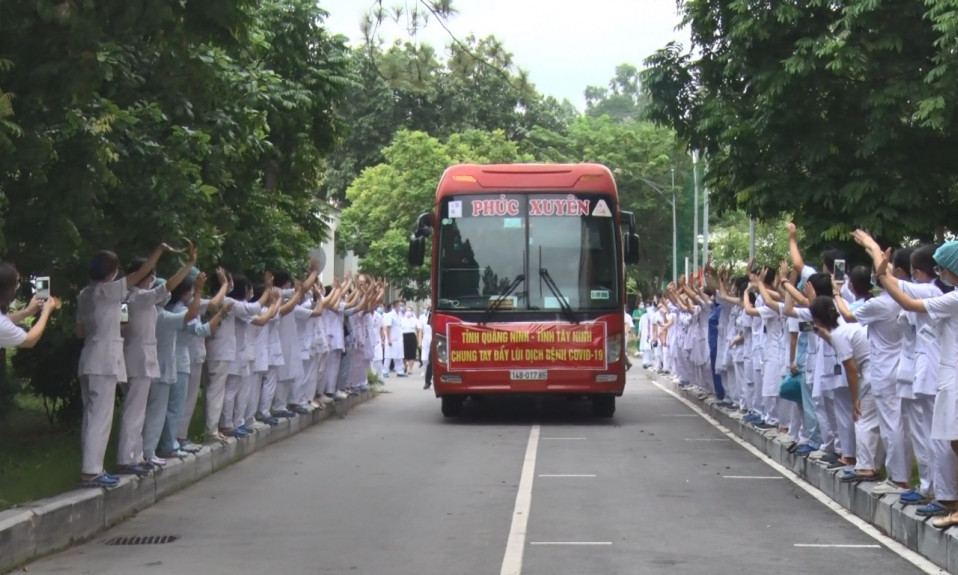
[934,241,958,275]
[186,267,201,282]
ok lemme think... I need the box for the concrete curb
[655,374,956,573]
[0,391,377,574]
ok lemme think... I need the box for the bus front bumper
[432,367,627,396]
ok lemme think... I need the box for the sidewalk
[0,391,377,574]
[647,371,955,573]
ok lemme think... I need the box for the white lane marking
[723,476,785,480]
[540,437,586,440]
[529,542,613,546]
[795,544,882,549]
[538,474,597,478]
[647,379,948,575]
[500,425,540,575]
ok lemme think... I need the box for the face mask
[943,276,955,287]
[376,307,383,313]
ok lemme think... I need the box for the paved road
[24,370,926,575]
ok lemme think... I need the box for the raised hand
[195,272,208,289]
[786,222,797,237]
[43,296,61,313]
[877,247,893,277]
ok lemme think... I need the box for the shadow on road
[436,394,631,427]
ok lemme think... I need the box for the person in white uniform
[116,244,196,475]
[0,262,60,350]
[382,300,406,377]
[856,231,958,523]
[76,244,180,488]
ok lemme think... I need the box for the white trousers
[931,440,958,501]
[872,386,910,483]
[220,373,244,430]
[829,388,856,459]
[258,367,279,416]
[293,356,319,406]
[854,386,882,471]
[204,363,230,435]
[117,376,152,465]
[245,373,265,425]
[325,352,343,394]
[80,375,118,476]
[233,372,257,428]
[271,378,294,412]
[814,394,837,453]
[903,394,935,494]
[142,380,171,460]
[178,363,204,441]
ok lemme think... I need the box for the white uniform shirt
[123,283,170,378]
[78,277,128,380]
[0,314,26,348]
[851,292,903,391]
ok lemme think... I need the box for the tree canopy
[641,0,958,248]
[0,0,351,421]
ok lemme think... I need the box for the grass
[0,392,208,511]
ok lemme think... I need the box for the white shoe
[149,456,167,467]
[320,395,335,405]
[309,401,321,409]
[872,479,906,496]
[334,391,348,400]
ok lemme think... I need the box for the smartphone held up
[31,276,50,300]
[833,259,846,282]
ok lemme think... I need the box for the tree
[338,129,533,299]
[564,116,694,296]
[708,212,803,273]
[321,38,575,204]
[0,0,350,422]
[584,63,648,123]
[641,0,958,250]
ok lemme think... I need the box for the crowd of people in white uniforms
[634,223,958,530]
[0,242,445,490]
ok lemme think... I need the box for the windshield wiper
[539,268,578,324]
[479,274,525,325]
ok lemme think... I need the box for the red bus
[408,163,639,417]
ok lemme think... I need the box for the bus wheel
[592,395,615,418]
[442,396,465,417]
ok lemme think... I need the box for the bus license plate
[510,370,547,381]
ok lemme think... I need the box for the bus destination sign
[446,323,607,370]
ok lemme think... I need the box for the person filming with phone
[0,263,59,349]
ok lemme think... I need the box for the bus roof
[436,163,618,196]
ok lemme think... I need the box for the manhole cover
[105,535,178,546]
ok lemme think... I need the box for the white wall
[319,204,359,288]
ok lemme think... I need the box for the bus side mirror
[624,233,640,264]
[414,212,435,239]
[409,211,434,267]
[408,236,426,267]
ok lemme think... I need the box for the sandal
[932,512,958,529]
[80,474,119,489]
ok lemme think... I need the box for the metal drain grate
[105,535,178,546]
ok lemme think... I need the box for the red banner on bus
[446,323,607,370]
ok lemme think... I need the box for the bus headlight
[435,334,448,365]
[606,334,622,364]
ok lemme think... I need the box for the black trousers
[424,361,432,388]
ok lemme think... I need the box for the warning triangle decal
[592,199,612,217]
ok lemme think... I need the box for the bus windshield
[436,193,620,312]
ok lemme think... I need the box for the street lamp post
[632,173,678,284]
